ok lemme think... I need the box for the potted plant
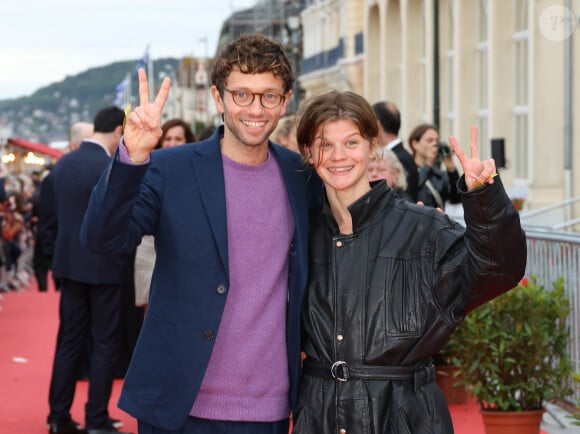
[454,275,573,434]
[434,321,470,405]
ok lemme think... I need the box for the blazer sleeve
[398,149,419,203]
[80,156,154,255]
[37,174,57,263]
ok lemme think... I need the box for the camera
[438,142,451,158]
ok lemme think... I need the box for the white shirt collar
[384,137,402,150]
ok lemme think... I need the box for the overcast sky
[0,0,258,100]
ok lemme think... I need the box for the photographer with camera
[408,123,460,210]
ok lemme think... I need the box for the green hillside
[0,58,179,143]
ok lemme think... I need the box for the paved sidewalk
[542,402,580,433]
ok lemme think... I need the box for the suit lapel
[190,139,229,274]
[270,145,304,236]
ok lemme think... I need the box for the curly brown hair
[211,33,294,95]
[296,90,378,167]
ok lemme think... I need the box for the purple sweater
[189,151,294,421]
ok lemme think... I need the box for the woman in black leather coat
[292,91,526,434]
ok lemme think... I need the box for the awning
[7,138,63,159]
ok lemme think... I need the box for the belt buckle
[331,361,349,382]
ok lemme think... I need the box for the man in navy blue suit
[40,107,133,434]
[82,34,321,434]
[372,101,419,202]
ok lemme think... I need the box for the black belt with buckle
[303,358,435,391]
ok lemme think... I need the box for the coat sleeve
[432,175,526,317]
[37,174,57,263]
[446,169,461,204]
[80,155,156,255]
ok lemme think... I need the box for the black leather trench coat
[293,177,526,434]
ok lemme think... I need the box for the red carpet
[0,279,138,434]
[0,280,540,434]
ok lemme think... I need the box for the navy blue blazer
[81,127,321,430]
[39,141,131,284]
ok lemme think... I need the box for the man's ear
[278,89,292,118]
[210,86,225,114]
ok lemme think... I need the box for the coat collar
[322,180,396,235]
[79,139,111,156]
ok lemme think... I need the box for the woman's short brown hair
[211,33,294,95]
[296,90,378,165]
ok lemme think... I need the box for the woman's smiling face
[309,118,375,198]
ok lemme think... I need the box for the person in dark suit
[372,101,419,202]
[81,34,321,434]
[39,106,133,434]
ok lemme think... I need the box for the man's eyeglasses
[224,88,285,109]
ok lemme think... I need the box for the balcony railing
[301,38,345,75]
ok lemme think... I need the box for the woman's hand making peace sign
[123,68,171,163]
[449,125,497,192]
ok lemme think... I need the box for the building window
[513,0,529,179]
[355,32,364,55]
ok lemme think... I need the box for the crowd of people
[2,32,526,434]
[0,166,46,302]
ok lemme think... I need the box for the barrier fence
[524,225,580,405]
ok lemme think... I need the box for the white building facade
[299,0,580,229]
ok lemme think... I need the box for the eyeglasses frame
[223,88,286,109]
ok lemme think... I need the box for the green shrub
[454,276,573,411]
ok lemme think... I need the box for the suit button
[339,429,347,434]
[216,284,227,294]
[336,334,344,342]
[204,330,215,340]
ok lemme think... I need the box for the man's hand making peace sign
[123,68,171,163]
